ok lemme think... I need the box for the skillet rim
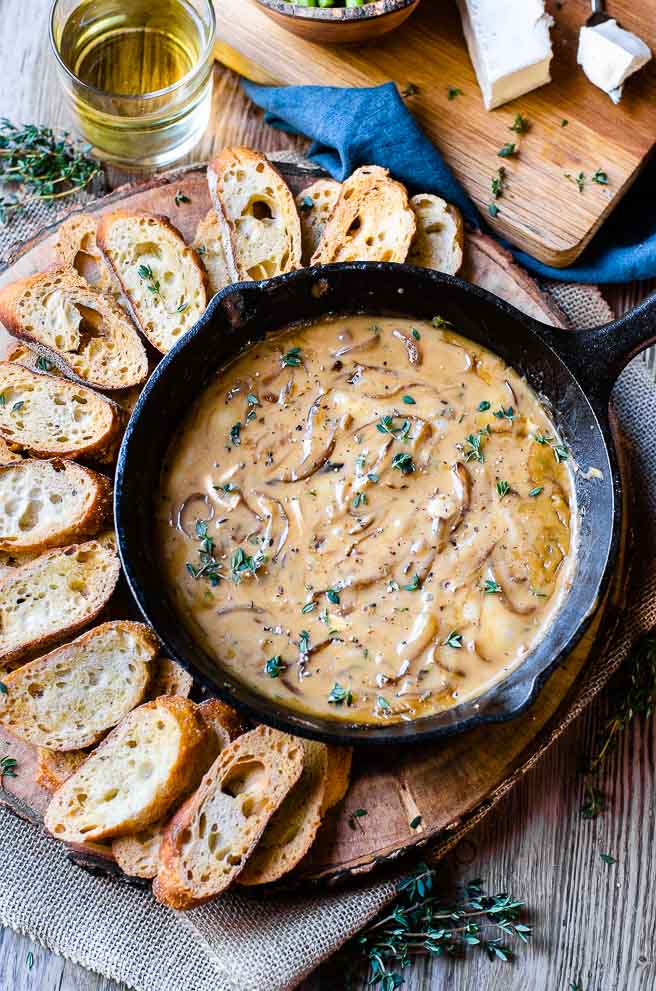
[114,262,621,746]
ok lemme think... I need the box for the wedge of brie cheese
[578,19,652,104]
[457,0,554,110]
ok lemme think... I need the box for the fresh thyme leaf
[496,479,510,498]
[569,983,583,991]
[565,171,586,193]
[529,486,543,497]
[326,588,340,604]
[352,492,367,509]
[298,630,310,654]
[592,168,609,185]
[328,682,352,705]
[392,452,415,475]
[301,601,316,614]
[402,394,416,405]
[447,86,463,100]
[299,195,314,211]
[409,814,422,828]
[488,202,500,217]
[281,346,302,368]
[26,951,33,970]
[483,579,501,594]
[553,444,569,463]
[431,314,453,328]
[0,393,6,405]
[174,190,191,206]
[176,301,189,313]
[376,695,391,711]
[377,414,410,439]
[36,356,53,371]
[388,579,400,592]
[348,807,368,830]
[0,754,17,779]
[498,142,518,158]
[229,421,241,447]
[444,631,463,649]
[0,682,5,694]
[494,406,514,421]
[352,807,367,818]
[402,82,419,97]
[600,853,616,865]
[491,166,506,199]
[265,655,285,678]
[412,328,421,341]
[230,545,266,582]
[247,393,260,407]
[11,400,24,412]
[463,430,487,463]
[510,113,530,134]
[533,432,551,445]
[367,472,380,483]
[401,573,421,592]
[137,263,160,295]
[478,400,491,411]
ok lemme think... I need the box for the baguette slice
[407,194,464,276]
[44,696,210,843]
[197,697,247,747]
[208,147,302,281]
[0,362,125,463]
[0,458,111,553]
[191,210,233,298]
[311,165,416,266]
[296,179,342,265]
[36,747,88,792]
[0,534,120,667]
[239,739,327,886]
[55,213,118,295]
[0,267,148,390]
[0,621,158,749]
[96,210,208,354]
[154,725,303,908]
[148,657,194,700]
[322,745,353,813]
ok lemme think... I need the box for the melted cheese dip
[157,315,576,724]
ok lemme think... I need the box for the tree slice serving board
[212,0,656,268]
[0,161,627,886]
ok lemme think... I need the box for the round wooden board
[0,160,626,886]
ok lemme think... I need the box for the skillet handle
[533,290,656,414]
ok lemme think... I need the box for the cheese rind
[577,19,652,104]
[457,0,554,111]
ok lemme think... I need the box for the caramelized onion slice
[175,493,215,537]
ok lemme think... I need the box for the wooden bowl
[252,0,421,44]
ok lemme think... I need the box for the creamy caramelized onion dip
[158,315,576,724]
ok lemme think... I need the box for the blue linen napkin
[242,80,655,284]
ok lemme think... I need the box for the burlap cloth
[0,200,653,991]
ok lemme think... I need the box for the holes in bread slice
[220,757,266,798]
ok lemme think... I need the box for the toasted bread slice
[208,147,302,281]
[0,549,38,582]
[191,210,233,298]
[407,195,464,276]
[0,362,125,463]
[153,725,303,908]
[0,621,157,750]
[0,268,148,390]
[148,657,194,700]
[0,535,120,667]
[239,739,327,886]
[197,697,247,747]
[44,696,210,843]
[311,166,416,266]
[36,747,88,792]
[112,819,165,879]
[322,745,353,813]
[6,341,60,375]
[96,210,207,354]
[55,213,118,295]
[296,180,342,265]
[0,458,111,553]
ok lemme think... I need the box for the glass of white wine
[49,0,216,169]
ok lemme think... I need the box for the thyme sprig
[356,867,532,988]
[0,119,101,223]
[581,634,656,818]
[186,520,223,586]
[0,755,18,780]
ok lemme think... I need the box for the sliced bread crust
[208,147,302,281]
[55,213,118,295]
[407,194,464,276]
[36,747,89,792]
[0,267,148,390]
[311,165,416,266]
[153,725,303,908]
[96,210,208,354]
[239,739,327,886]
[0,458,112,553]
[0,437,22,463]
[296,179,342,266]
[44,696,210,843]
[0,621,158,750]
[148,657,194,700]
[191,210,233,298]
[0,534,121,667]
[322,745,353,813]
[0,362,125,463]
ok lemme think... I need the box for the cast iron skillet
[115,264,656,745]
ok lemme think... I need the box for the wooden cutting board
[0,161,627,885]
[213,0,656,268]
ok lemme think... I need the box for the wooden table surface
[1,3,655,989]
